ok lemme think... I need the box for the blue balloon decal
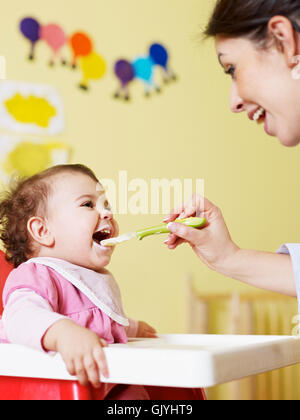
[149,44,168,68]
[149,43,177,83]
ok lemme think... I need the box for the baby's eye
[82,201,94,208]
[104,200,111,210]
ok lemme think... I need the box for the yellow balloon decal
[79,52,106,90]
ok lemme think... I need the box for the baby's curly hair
[0,164,98,268]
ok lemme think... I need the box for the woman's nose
[230,82,244,113]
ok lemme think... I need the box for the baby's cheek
[113,219,119,237]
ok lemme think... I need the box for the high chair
[0,251,206,400]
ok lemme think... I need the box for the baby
[0,164,156,399]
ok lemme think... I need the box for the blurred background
[0,0,300,399]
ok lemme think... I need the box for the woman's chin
[278,133,300,148]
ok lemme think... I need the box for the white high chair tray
[1,334,300,388]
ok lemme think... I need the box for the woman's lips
[253,107,265,122]
[248,106,268,128]
[264,113,272,135]
[248,106,274,136]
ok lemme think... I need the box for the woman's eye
[225,65,235,78]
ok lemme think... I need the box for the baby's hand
[136,321,157,338]
[43,319,109,388]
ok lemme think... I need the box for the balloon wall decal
[19,18,177,98]
[19,17,107,91]
[114,43,177,101]
[69,32,93,68]
[69,32,106,90]
[19,17,41,60]
[79,52,106,90]
[40,24,67,66]
[114,60,135,100]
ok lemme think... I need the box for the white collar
[25,257,129,326]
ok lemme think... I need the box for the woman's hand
[164,195,239,273]
[163,195,296,297]
[136,321,157,338]
[43,319,109,388]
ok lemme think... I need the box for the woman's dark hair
[0,164,98,268]
[204,0,300,44]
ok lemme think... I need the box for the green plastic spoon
[101,217,206,247]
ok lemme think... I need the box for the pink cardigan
[0,261,138,351]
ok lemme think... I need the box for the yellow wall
[1,0,300,338]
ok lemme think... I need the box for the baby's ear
[27,217,54,247]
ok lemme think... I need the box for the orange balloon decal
[69,32,93,68]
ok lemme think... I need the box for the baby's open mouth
[92,229,112,245]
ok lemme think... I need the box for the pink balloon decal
[40,24,67,66]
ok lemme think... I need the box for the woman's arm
[164,195,296,297]
[216,248,295,297]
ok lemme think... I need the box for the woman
[164,0,300,307]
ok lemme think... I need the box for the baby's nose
[100,208,113,220]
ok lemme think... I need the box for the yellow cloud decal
[3,140,71,178]
[4,93,57,128]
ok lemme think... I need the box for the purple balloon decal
[20,17,41,60]
[114,60,135,100]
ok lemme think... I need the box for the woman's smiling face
[215,22,300,147]
[45,172,119,272]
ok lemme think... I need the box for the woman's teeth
[253,107,265,122]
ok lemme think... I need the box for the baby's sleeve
[2,262,67,352]
[125,318,139,337]
[2,288,66,352]
[277,243,300,312]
